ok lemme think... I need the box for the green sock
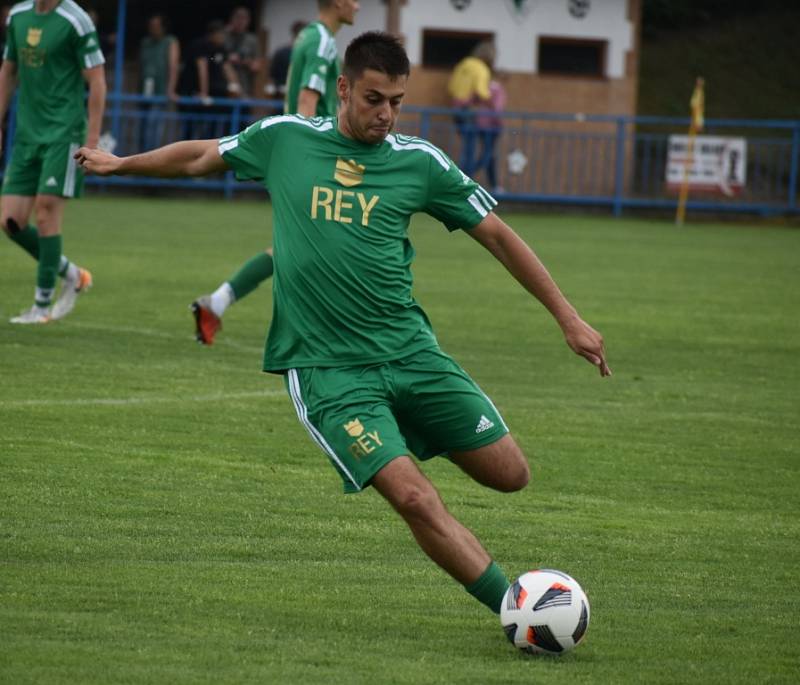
[7,223,40,260]
[465,561,511,614]
[36,234,62,306]
[227,251,274,301]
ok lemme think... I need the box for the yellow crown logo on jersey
[334,158,365,187]
[343,419,365,437]
[26,28,43,47]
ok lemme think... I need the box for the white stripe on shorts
[479,387,509,432]
[286,369,361,491]
[63,143,80,198]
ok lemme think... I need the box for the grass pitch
[1,197,798,684]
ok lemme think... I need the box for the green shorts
[2,140,84,198]
[284,347,509,494]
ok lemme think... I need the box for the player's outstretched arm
[469,212,611,377]
[75,139,229,178]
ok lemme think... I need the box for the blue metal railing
[4,92,799,216]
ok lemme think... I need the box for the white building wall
[260,0,633,78]
[401,0,632,77]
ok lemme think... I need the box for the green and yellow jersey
[3,0,104,145]
[218,116,497,372]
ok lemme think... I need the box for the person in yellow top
[448,41,495,177]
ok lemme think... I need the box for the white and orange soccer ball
[500,569,590,655]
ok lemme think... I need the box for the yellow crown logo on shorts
[26,28,42,47]
[343,419,364,437]
[334,158,365,187]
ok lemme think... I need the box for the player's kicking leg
[372,453,519,614]
[191,248,274,345]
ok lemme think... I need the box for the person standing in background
[0,0,106,323]
[138,13,179,151]
[224,6,260,99]
[178,20,240,141]
[473,77,506,195]
[448,41,495,178]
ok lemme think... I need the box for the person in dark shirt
[178,20,240,139]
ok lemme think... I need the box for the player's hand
[74,146,122,176]
[562,317,612,377]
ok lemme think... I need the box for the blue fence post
[612,116,626,217]
[787,124,800,212]
[110,0,127,151]
[419,109,430,139]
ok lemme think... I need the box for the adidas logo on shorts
[475,414,495,434]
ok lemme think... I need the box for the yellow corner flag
[676,77,705,225]
[690,77,705,132]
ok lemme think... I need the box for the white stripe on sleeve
[468,193,489,218]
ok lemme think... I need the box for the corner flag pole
[676,77,704,226]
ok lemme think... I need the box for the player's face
[337,0,360,26]
[338,69,407,145]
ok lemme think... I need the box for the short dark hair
[343,32,410,83]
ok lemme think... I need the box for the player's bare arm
[469,212,611,377]
[83,65,107,150]
[75,139,228,178]
[0,60,18,155]
[297,88,321,117]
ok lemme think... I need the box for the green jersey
[3,0,104,145]
[284,21,340,117]
[219,116,497,373]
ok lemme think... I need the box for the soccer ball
[500,569,590,655]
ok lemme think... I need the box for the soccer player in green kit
[0,0,106,323]
[191,0,360,345]
[76,32,611,620]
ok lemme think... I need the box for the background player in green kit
[0,0,106,323]
[76,32,611,620]
[191,0,360,345]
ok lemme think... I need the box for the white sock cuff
[209,282,235,317]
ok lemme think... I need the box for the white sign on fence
[666,135,747,196]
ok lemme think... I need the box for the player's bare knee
[502,458,530,492]
[493,440,530,492]
[392,482,444,525]
[35,197,56,221]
